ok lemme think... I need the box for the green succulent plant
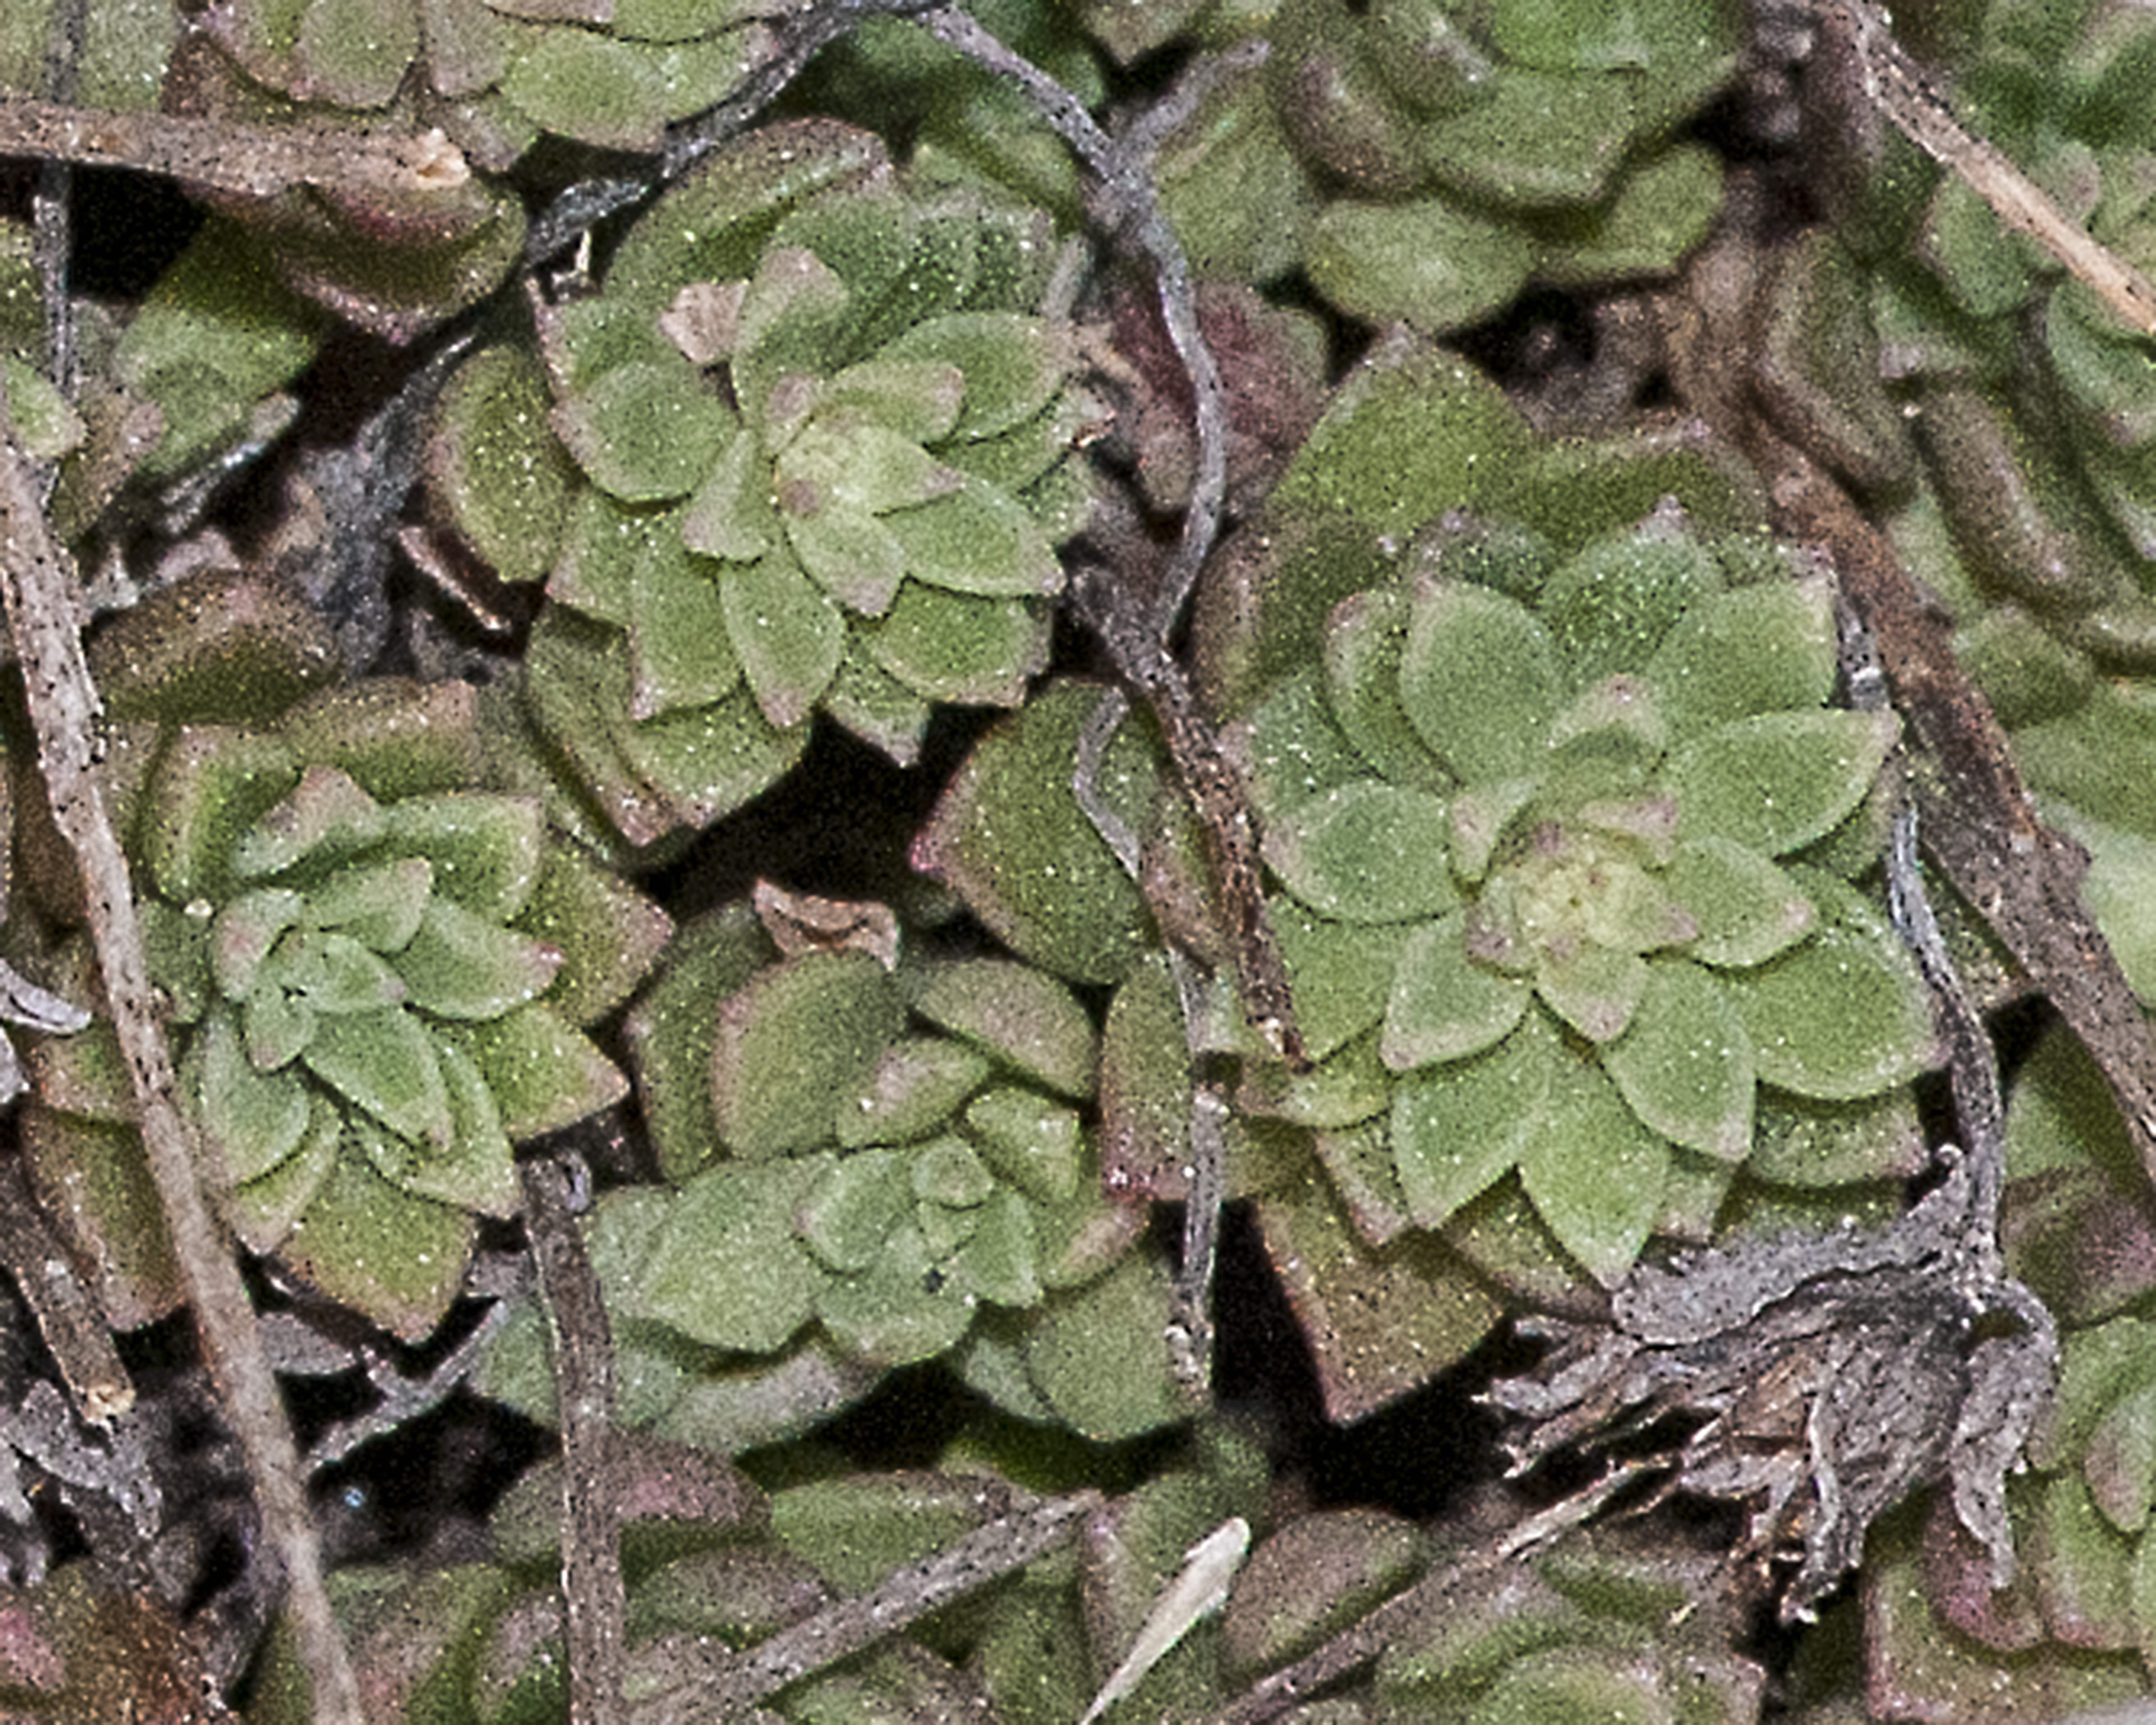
[25,679,666,1337]
[1142,0,1733,326]
[468,899,1177,1448]
[1231,506,1936,1285]
[202,0,774,156]
[427,120,1096,843]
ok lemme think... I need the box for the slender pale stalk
[0,390,363,1725]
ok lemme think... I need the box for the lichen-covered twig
[0,1155,130,1425]
[0,99,470,203]
[628,1488,1099,1723]
[304,1271,523,1468]
[0,388,362,1724]
[520,1153,626,1725]
[1828,0,2156,335]
[1207,1547,1517,1725]
[914,5,1226,640]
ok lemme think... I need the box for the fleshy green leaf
[953,1187,1041,1307]
[449,1004,628,1139]
[402,1040,521,1218]
[1421,70,1642,206]
[187,1007,311,1184]
[1599,959,1754,1162]
[637,1161,823,1352]
[1390,1011,1556,1228]
[211,888,308,1000]
[1641,574,1838,740]
[1307,196,1533,335]
[226,1098,340,1254]
[376,794,547,922]
[232,765,384,883]
[777,420,955,517]
[270,930,406,1014]
[710,952,907,1155]
[797,1150,906,1274]
[393,899,562,1021]
[1399,580,1562,782]
[142,727,301,907]
[1517,1046,1671,1287]
[2086,1380,2156,1535]
[1261,781,1457,923]
[859,584,1049,707]
[913,1135,996,1208]
[839,1037,991,1149]
[1718,870,1935,1100]
[816,358,965,443]
[1660,837,1816,967]
[964,1087,1082,1204]
[502,27,671,152]
[719,549,846,731]
[1448,777,1540,883]
[427,344,577,586]
[1026,1252,1186,1442]
[1233,670,1374,820]
[243,987,315,1072]
[881,482,1063,598]
[681,428,775,565]
[626,530,742,720]
[1667,709,1899,856]
[1533,940,1646,1044]
[815,1222,976,1365]
[306,858,432,954]
[879,312,1066,441]
[281,1152,474,1339]
[1270,899,1400,1063]
[1321,585,1453,795]
[554,359,736,501]
[912,681,1157,986]
[910,959,1096,1100]
[1539,510,1722,683]
[786,504,910,616]
[303,1006,454,1149]
[1381,913,1530,1071]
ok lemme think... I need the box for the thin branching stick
[913,5,1226,640]
[0,388,362,1724]
[520,1153,627,1725]
[1832,0,2156,334]
[628,1489,1101,1723]
[0,98,471,203]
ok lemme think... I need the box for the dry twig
[520,1153,627,1725]
[0,387,362,1723]
[628,1489,1100,1723]
[0,98,470,203]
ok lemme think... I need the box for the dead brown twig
[0,387,363,1723]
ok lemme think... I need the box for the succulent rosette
[201,0,777,159]
[426,121,1097,844]
[1135,0,1733,328]
[26,680,667,1337]
[1234,506,1938,1285]
[524,897,1178,1449]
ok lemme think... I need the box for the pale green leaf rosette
[1240,508,1936,1290]
[1144,0,1735,328]
[573,900,1174,1448]
[26,681,667,1340]
[427,123,1095,845]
